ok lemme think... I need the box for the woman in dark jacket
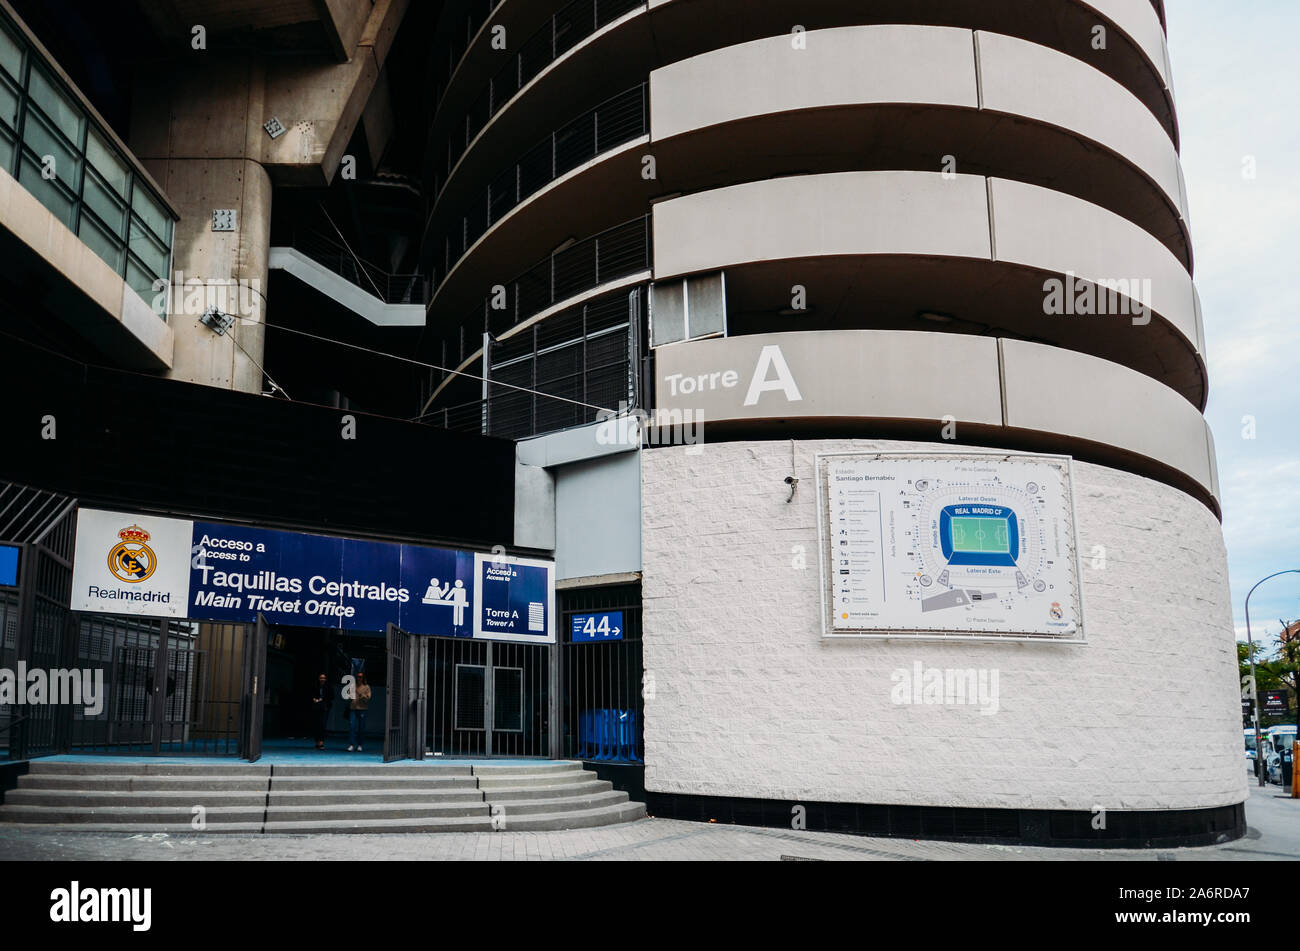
[311,673,333,750]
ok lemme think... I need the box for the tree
[1244,620,1300,728]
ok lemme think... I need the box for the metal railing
[430,283,645,442]
[560,584,643,764]
[435,0,504,108]
[435,83,648,284]
[291,230,429,306]
[434,214,649,377]
[436,0,645,189]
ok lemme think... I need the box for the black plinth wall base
[590,765,1246,849]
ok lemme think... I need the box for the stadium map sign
[817,452,1083,639]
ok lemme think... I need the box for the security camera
[784,476,797,485]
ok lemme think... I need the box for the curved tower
[420,0,1244,843]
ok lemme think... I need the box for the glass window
[83,169,127,235]
[86,130,127,196]
[78,212,124,272]
[0,74,19,131]
[19,155,74,228]
[125,257,158,304]
[0,126,13,174]
[26,67,82,146]
[0,21,21,81]
[131,185,170,243]
[21,108,80,192]
[129,215,168,278]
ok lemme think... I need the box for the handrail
[432,214,650,378]
[290,230,429,306]
[433,0,506,113]
[432,82,648,286]
[435,0,646,190]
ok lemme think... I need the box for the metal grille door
[489,640,550,757]
[72,617,249,756]
[384,623,409,762]
[426,636,551,757]
[429,637,487,756]
[560,584,643,763]
[7,496,77,759]
[238,616,268,762]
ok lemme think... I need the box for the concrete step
[475,779,613,799]
[0,801,645,834]
[23,759,581,777]
[474,772,596,790]
[0,800,496,823]
[470,761,586,775]
[17,774,480,792]
[26,761,478,778]
[26,762,271,777]
[268,764,475,777]
[486,800,646,832]
[0,758,645,833]
[4,787,489,808]
[0,789,629,824]
[268,775,480,791]
[17,775,273,792]
[268,789,485,806]
[485,790,629,818]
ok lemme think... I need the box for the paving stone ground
[1,771,1293,861]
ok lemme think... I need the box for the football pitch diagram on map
[817,453,1083,638]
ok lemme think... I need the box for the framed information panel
[817,452,1084,640]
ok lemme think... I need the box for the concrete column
[126,0,408,393]
[130,58,273,394]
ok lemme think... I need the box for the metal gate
[384,624,428,762]
[71,616,252,757]
[1,488,77,761]
[238,615,269,761]
[560,584,643,763]
[425,635,551,757]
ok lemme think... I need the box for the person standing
[311,672,333,750]
[347,671,372,752]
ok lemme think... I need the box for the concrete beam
[316,0,373,62]
[0,166,173,370]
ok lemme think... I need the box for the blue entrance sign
[69,508,555,642]
[187,520,481,637]
[473,552,555,643]
[570,611,624,642]
[0,544,19,587]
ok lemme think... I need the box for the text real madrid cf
[193,565,410,618]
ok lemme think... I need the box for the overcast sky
[1166,2,1300,649]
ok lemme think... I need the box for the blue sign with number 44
[571,611,624,642]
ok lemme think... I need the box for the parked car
[1245,728,1260,769]
[1263,726,1296,785]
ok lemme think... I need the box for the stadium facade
[0,0,1245,845]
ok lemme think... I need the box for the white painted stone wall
[641,438,1247,812]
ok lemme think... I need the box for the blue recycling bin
[576,708,643,762]
[616,709,642,763]
[596,708,615,761]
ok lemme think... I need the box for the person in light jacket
[347,672,372,752]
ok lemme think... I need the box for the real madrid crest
[108,524,157,583]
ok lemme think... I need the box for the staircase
[0,760,645,833]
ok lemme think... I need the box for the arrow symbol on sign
[612,627,621,636]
